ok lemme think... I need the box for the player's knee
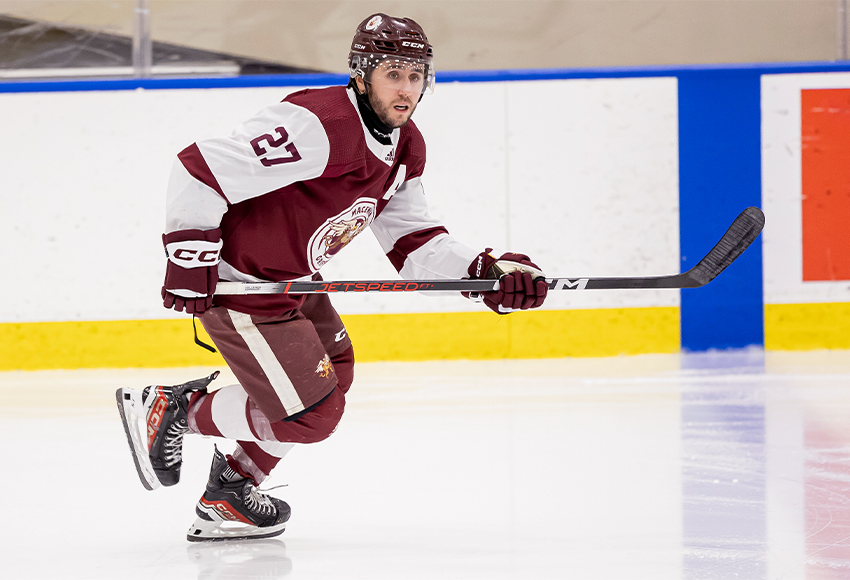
[270,386,346,443]
[332,346,355,394]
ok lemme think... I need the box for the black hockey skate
[187,446,291,542]
[116,371,219,490]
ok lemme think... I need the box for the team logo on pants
[315,354,333,378]
[308,198,377,270]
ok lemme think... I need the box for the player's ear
[354,75,366,95]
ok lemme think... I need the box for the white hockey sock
[232,441,295,484]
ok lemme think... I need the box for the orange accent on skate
[801,88,850,281]
[200,497,253,524]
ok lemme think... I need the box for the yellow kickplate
[0,307,679,371]
[0,318,225,371]
[344,307,679,361]
[765,302,850,351]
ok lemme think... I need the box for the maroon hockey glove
[162,229,222,315]
[468,249,548,315]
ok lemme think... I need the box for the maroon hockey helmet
[348,13,435,94]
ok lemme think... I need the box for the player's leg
[227,351,355,483]
[225,291,355,483]
[185,387,347,541]
[116,371,219,490]
[230,441,295,486]
[187,445,291,542]
[184,346,354,481]
[299,286,355,396]
[191,292,354,482]
[183,305,347,541]
[118,298,353,538]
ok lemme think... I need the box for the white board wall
[761,72,850,306]
[0,77,680,322]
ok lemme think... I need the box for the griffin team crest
[365,15,382,30]
[315,354,333,378]
[308,198,378,270]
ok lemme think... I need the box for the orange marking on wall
[801,88,850,281]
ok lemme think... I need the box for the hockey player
[117,13,548,542]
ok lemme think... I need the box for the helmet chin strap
[348,77,395,145]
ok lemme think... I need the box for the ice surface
[1,349,849,579]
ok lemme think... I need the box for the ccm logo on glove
[165,239,223,268]
[473,253,487,279]
[162,229,222,315]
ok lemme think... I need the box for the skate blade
[115,387,161,491]
[186,517,286,542]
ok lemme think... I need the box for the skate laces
[162,421,189,467]
[244,483,277,517]
[258,483,288,492]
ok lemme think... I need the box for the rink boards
[1,63,849,369]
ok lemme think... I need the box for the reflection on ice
[681,350,767,578]
[803,400,850,579]
[0,349,849,579]
[187,539,292,579]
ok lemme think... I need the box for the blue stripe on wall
[677,70,764,350]
[3,61,850,94]
[7,61,850,350]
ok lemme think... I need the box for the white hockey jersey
[166,86,478,315]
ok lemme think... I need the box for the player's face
[366,61,425,128]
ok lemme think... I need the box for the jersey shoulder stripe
[285,86,369,171]
[194,100,331,205]
[177,143,227,202]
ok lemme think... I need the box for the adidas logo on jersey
[385,149,395,163]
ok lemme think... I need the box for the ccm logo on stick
[549,278,589,290]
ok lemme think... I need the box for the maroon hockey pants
[189,293,354,482]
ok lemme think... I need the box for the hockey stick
[215,206,764,295]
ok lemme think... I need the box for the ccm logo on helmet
[402,41,425,48]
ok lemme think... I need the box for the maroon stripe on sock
[386,227,448,272]
[236,441,282,477]
[193,391,223,437]
[177,143,229,203]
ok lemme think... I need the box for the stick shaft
[216,279,499,295]
[214,207,764,296]
[215,273,687,295]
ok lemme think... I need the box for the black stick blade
[685,206,765,287]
